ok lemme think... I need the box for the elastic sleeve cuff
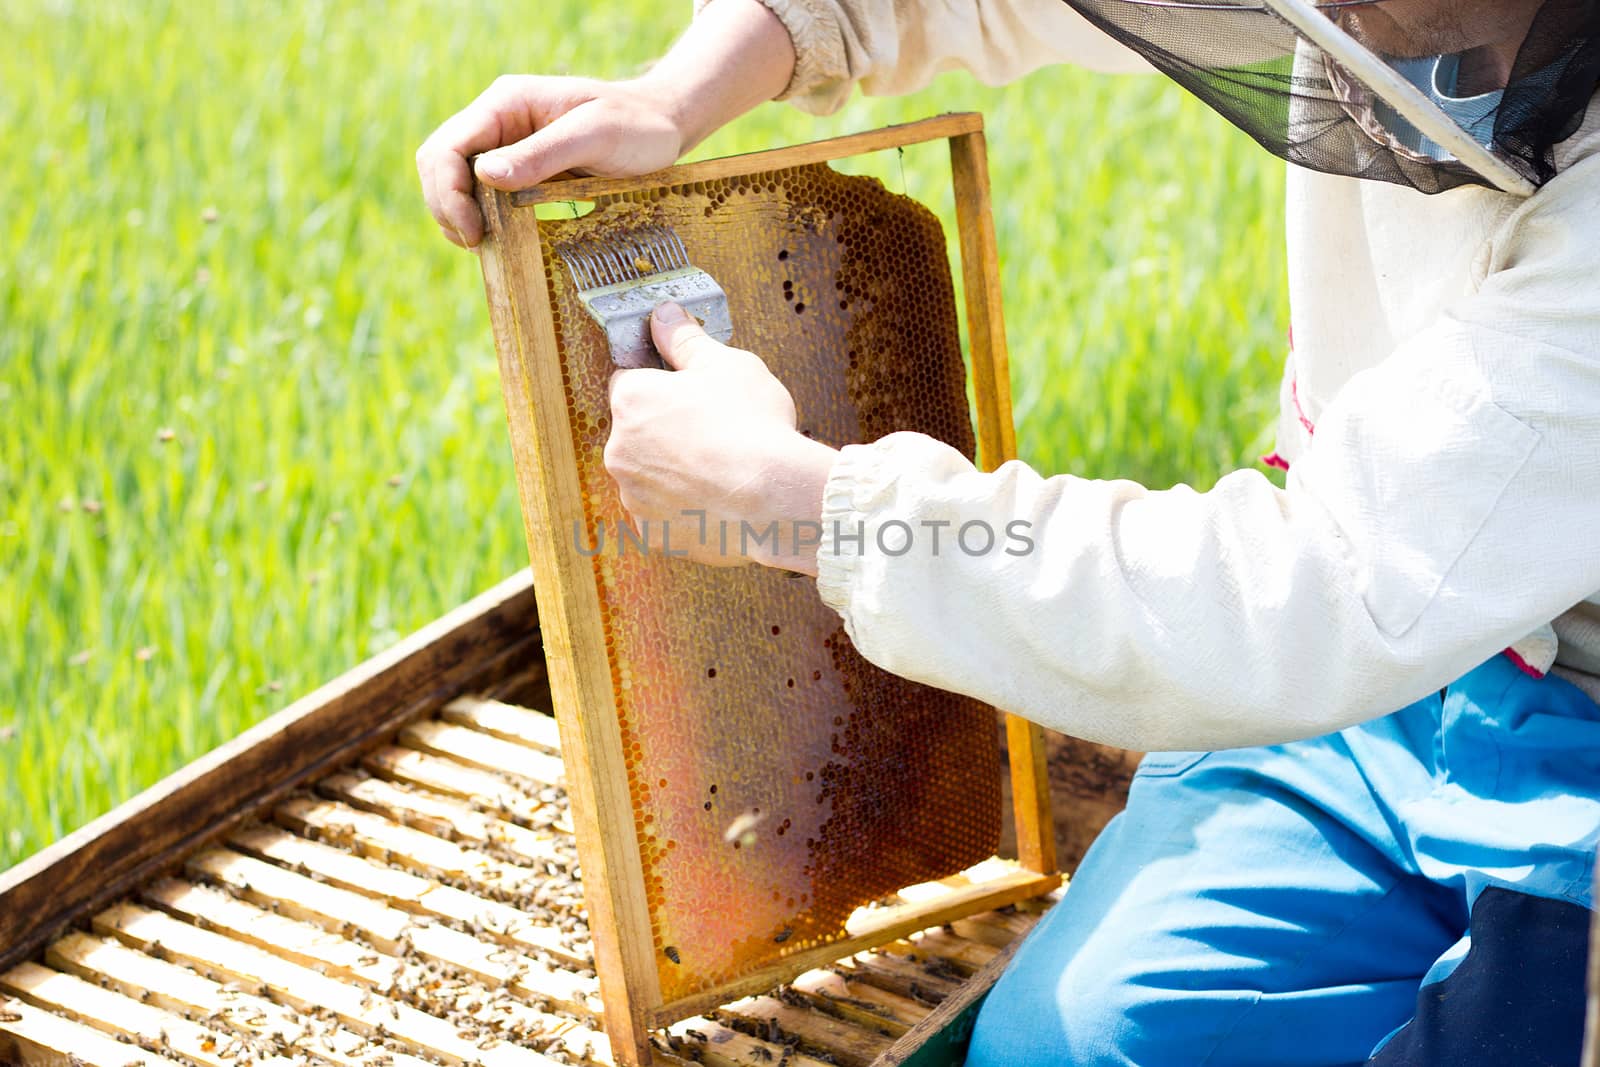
[694,0,853,113]
[814,439,899,621]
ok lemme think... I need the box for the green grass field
[0,0,1286,868]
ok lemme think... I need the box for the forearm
[814,328,1600,752]
[816,434,1424,751]
[640,0,797,152]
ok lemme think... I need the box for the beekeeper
[418,0,1600,1061]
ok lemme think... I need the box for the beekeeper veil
[1062,0,1600,194]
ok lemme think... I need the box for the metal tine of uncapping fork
[552,223,734,370]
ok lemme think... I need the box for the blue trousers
[968,654,1600,1066]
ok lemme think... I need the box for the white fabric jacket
[698,0,1600,751]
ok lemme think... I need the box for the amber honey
[537,162,1004,1003]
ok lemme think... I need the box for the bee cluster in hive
[537,162,1003,1002]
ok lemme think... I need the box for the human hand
[417,0,794,248]
[416,75,686,249]
[603,304,838,573]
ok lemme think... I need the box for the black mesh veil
[1059,0,1600,193]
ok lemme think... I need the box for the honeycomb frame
[476,113,1060,1066]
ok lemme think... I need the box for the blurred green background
[0,0,1285,867]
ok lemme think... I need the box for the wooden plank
[274,796,558,903]
[321,770,461,838]
[363,744,563,829]
[648,870,1057,1026]
[1001,715,1057,876]
[479,181,660,1066]
[788,969,928,1035]
[0,992,179,1066]
[189,846,413,950]
[662,1017,836,1067]
[778,989,909,1041]
[92,902,559,1067]
[0,960,297,1067]
[228,825,591,966]
[401,720,565,788]
[900,930,999,972]
[529,1021,617,1067]
[144,877,401,989]
[947,127,1058,882]
[509,113,984,205]
[44,930,425,1067]
[872,941,972,982]
[46,931,311,1046]
[443,696,563,753]
[840,955,963,1007]
[716,995,895,1067]
[946,129,1016,472]
[319,771,571,868]
[868,934,1024,1067]
[182,851,599,1017]
[523,1018,615,1067]
[422,971,605,1058]
[948,909,1038,951]
[0,570,543,974]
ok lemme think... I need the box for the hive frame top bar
[509,112,985,207]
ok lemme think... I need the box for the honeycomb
[533,162,1003,1004]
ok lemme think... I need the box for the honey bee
[663,945,681,964]
[723,810,765,847]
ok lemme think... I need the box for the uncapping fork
[554,225,734,369]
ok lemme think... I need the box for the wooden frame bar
[478,175,664,1064]
[948,128,1058,879]
[508,113,984,207]
[476,113,1058,1065]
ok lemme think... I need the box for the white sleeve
[813,155,1600,752]
[695,0,1149,115]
